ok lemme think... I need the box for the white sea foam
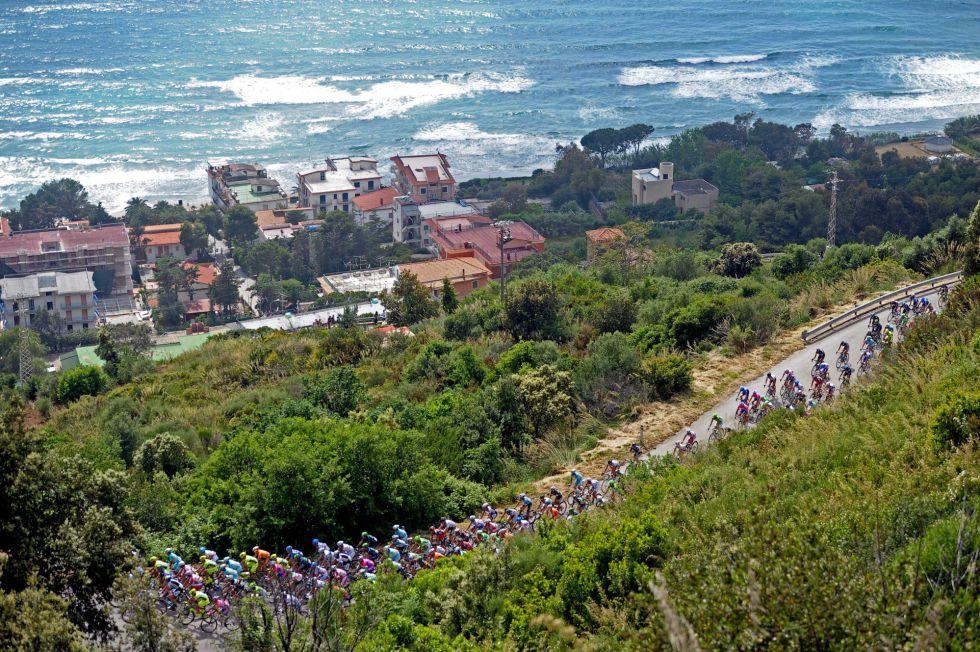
[239,112,286,144]
[191,71,534,119]
[19,2,133,14]
[677,54,768,64]
[410,121,556,176]
[814,55,980,129]
[619,55,833,103]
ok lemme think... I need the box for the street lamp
[494,220,513,305]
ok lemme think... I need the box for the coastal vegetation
[0,116,978,647]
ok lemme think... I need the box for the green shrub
[640,353,692,400]
[55,365,107,404]
[133,433,196,478]
[303,365,364,416]
[931,394,980,449]
[771,244,819,278]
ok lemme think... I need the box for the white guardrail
[801,270,964,343]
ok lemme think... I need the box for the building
[137,223,186,263]
[922,135,954,154]
[585,227,625,263]
[297,157,382,215]
[59,331,213,370]
[206,162,287,212]
[318,257,491,299]
[0,270,98,333]
[429,220,545,278]
[631,162,719,213]
[352,187,400,225]
[0,223,133,298]
[393,197,488,247]
[390,154,456,204]
[254,207,322,241]
[178,261,217,305]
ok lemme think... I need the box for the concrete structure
[631,162,719,213]
[254,207,322,241]
[60,331,212,370]
[297,157,382,214]
[585,227,625,263]
[0,223,133,298]
[317,257,491,299]
[207,162,287,212]
[390,154,456,204]
[138,223,187,263]
[0,271,98,333]
[429,220,545,278]
[352,187,399,225]
[922,135,954,154]
[393,197,487,247]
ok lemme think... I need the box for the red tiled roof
[182,261,217,286]
[141,230,182,247]
[0,224,129,257]
[141,223,183,234]
[585,227,625,243]
[432,221,544,266]
[352,187,399,212]
[183,298,212,315]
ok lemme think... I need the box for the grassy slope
[356,285,980,650]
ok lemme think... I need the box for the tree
[964,201,980,275]
[253,274,283,314]
[9,179,95,231]
[581,127,624,167]
[114,574,196,652]
[712,242,763,278]
[210,259,242,315]
[95,326,121,379]
[55,365,108,404]
[133,433,196,478]
[517,364,575,438]
[590,288,637,334]
[179,221,208,260]
[504,279,564,341]
[0,395,138,636]
[153,257,186,328]
[621,123,655,158]
[225,206,258,244]
[382,271,438,327]
[441,278,458,314]
[0,580,87,651]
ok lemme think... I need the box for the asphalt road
[650,288,944,457]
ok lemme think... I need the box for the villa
[390,153,456,204]
[631,162,719,213]
[206,162,287,213]
[297,157,382,215]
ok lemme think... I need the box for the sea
[1,0,978,213]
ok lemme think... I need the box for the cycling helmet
[543,498,552,506]
[252,546,259,553]
[336,541,344,548]
[392,525,401,531]
[468,515,476,521]
[239,552,246,559]
[198,547,205,554]
[149,556,158,563]
[312,538,319,546]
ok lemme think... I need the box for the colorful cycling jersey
[392,526,407,541]
[194,590,210,608]
[242,554,258,573]
[385,546,401,562]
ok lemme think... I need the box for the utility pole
[826,169,839,252]
[495,221,513,305]
[17,305,34,384]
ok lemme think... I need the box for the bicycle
[835,351,848,370]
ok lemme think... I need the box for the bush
[304,365,365,416]
[133,433,196,478]
[931,394,980,449]
[640,353,692,400]
[505,279,566,341]
[711,242,762,278]
[55,365,107,404]
[771,244,819,278]
[576,332,644,415]
[590,288,637,334]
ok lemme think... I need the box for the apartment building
[137,223,187,263]
[297,157,382,214]
[206,162,287,212]
[390,153,456,204]
[317,257,491,299]
[0,223,133,298]
[351,187,399,226]
[0,270,98,333]
[429,220,545,278]
[631,161,719,213]
[392,197,487,247]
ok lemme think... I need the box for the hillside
[317,278,980,650]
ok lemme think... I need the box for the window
[82,322,89,329]
[663,174,669,180]
[342,192,348,201]
[28,299,35,310]
[368,180,374,190]
[420,187,426,195]
[319,172,326,181]
[80,295,86,306]
[442,186,448,193]
[46,301,53,311]
[472,280,479,289]
[343,204,348,212]
[319,195,326,205]
[11,302,17,311]
[333,194,338,200]
[67,324,73,331]
[13,315,19,326]
[354,181,360,188]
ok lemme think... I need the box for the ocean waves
[618,54,835,103]
[190,71,534,119]
[814,55,980,129]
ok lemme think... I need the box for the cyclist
[198,546,218,562]
[837,340,849,356]
[735,401,750,425]
[825,383,836,401]
[481,502,498,521]
[814,361,830,380]
[392,525,408,542]
[252,546,271,573]
[764,373,777,396]
[736,386,750,403]
[811,348,825,365]
[240,551,258,576]
[709,413,724,435]
[192,588,211,614]
[883,324,894,345]
[675,429,697,455]
[863,333,876,352]
[570,469,584,489]
[839,364,853,384]
[780,368,794,382]
[630,442,643,461]
[359,532,378,548]
[440,517,457,533]
[749,390,762,411]
[517,493,534,518]
[604,459,624,478]
[336,541,355,564]
[468,515,485,531]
